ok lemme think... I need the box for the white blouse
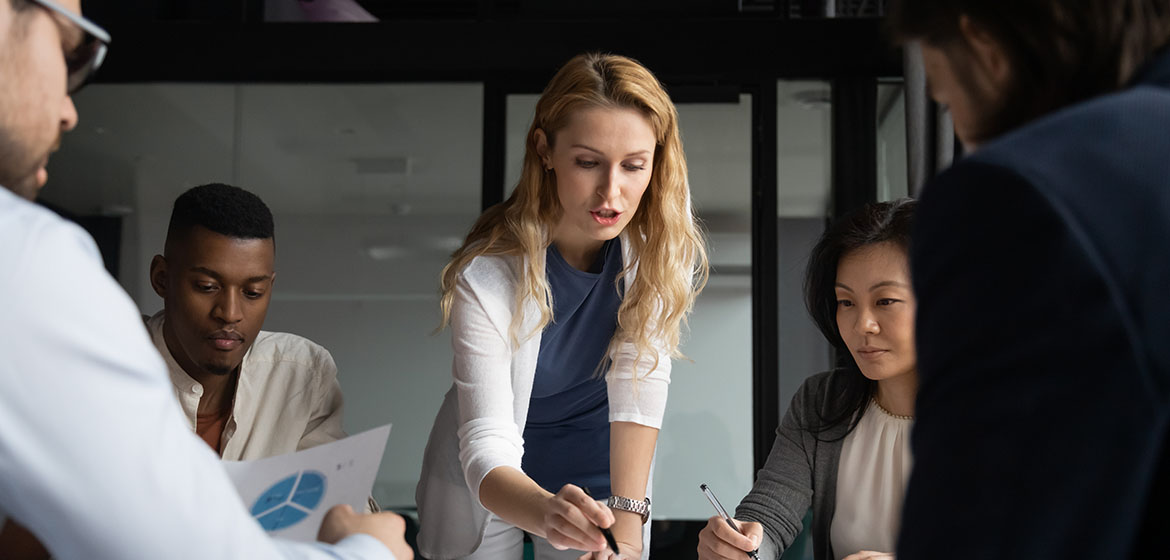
[415,237,672,559]
[830,399,914,559]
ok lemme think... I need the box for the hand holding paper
[222,424,393,543]
[319,504,413,559]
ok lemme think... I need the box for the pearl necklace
[872,397,914,420]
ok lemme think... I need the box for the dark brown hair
[889,0,1170,143]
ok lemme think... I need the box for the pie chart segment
[250,470,328,531]
[251,474,297,517]
[292,472,326,509]
[257,503,311,530]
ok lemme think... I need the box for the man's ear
[959,15,1012,94]
[149,255,168,299]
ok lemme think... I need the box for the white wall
[658,97,756,518]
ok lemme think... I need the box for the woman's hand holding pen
[578,486,641,560]
[578,540,640,560]
[542,484,616,554]
[698,516,763,560]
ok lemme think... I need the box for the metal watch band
[606,495,651,524]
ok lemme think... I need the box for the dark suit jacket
[899,51,1170,558]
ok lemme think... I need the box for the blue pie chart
[250,470,327,531]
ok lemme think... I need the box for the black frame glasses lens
[65,34,105,93]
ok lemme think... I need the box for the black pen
[700,483,760,560]
[583,487,621,556]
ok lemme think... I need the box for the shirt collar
[146,310,202,396]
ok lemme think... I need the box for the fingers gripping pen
[700,483,760,560]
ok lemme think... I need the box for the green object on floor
[779,508,815,560]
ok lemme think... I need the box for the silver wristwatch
[606,495,651,524]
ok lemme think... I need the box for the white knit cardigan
[415,236,671,559]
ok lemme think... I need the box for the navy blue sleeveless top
[521,238,624,498]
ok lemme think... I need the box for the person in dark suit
[888,1,1170,558]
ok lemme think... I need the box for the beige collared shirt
[146,311,346,461]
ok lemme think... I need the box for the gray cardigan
[735,370,855,560]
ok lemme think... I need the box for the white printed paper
[222,424,392,542]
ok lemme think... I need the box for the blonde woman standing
[416,53,707,560]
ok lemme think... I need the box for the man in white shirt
[0,1,410,558]
[147,183,348,461]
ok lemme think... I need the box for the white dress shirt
[0,187,393,560]
[147,311,346,460]
[830,399,914,558]
[415,241,671,559]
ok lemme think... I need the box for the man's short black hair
[165,183,274,252]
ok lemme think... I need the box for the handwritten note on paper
[222,424,392,542]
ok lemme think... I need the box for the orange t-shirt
[196,408,231,455]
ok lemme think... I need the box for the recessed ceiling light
[99,204,134,216]
[365,246,409,260]
[791,89,831,109]
[353,156,411,175]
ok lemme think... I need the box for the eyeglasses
[29,0,110,94]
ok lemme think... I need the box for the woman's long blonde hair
[439,52,708,374]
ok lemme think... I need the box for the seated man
[147,182,345,459]
[3,182,380,559]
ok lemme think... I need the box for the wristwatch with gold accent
[606,495,651,524]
